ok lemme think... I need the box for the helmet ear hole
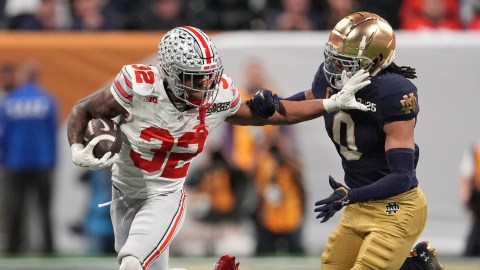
[371,57,379,68]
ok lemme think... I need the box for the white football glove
[71,138,119,170]
[323,69,371,113]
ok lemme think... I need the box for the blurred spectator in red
[468,15,480,29]
[266,0,327,30]
[134,0,186,30]
[461,0,480,29]
[7,0,60,30]
[399,0,462,30]
[70,0,120,30]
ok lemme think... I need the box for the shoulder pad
[123,64,159,96]
[219,74,235,92]
[375,74,419,121]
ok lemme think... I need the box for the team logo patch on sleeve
[400,92,417,114]
[385,202,400,215]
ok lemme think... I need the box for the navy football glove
[247,89,280,119]
[314,176,356,223]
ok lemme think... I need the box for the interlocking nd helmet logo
[400,92,417,114]
[385,202,400,215]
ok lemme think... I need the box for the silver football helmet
[324,12,396,90]
[158,26,223,107]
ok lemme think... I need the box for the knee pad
[360,236,395,270]
[119,256,142,270]
[321,230,360,268]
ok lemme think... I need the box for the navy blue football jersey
[312,64,420,189]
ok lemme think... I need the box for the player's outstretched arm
[67,86,128,169]
[226,69,370,126]
[225,95,330,126]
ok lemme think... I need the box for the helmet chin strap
[186,96,202,106]
[194,104,209,139]
[166,82,211,138]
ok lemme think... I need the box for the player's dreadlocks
[385,62,417,79]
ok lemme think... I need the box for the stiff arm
[225,96,328,126]
[225,89,327,126]
[227,69,370,126]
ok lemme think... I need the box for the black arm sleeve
[352,148,416,202]
[284,92,306,101]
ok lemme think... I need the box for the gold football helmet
[324,12,396,90]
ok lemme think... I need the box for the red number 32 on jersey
[130,127,207,178]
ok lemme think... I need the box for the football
[84,118,122,159]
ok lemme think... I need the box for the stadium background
[0,30,479,269]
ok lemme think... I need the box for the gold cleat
[410,241,446,270]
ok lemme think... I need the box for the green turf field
[0,255,478,270]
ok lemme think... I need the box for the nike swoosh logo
[99,119,110,132]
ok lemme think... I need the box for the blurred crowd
[0,0,479,31]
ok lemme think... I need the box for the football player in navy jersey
[279,12,445,270]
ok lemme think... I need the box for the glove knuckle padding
[248,89,277,119]
[334,187,348,201]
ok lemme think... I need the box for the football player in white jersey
[67,26,370,270]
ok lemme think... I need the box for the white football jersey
[110,64,241,198]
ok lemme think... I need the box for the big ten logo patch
[143,95,158,103]
[385,202,400,215]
